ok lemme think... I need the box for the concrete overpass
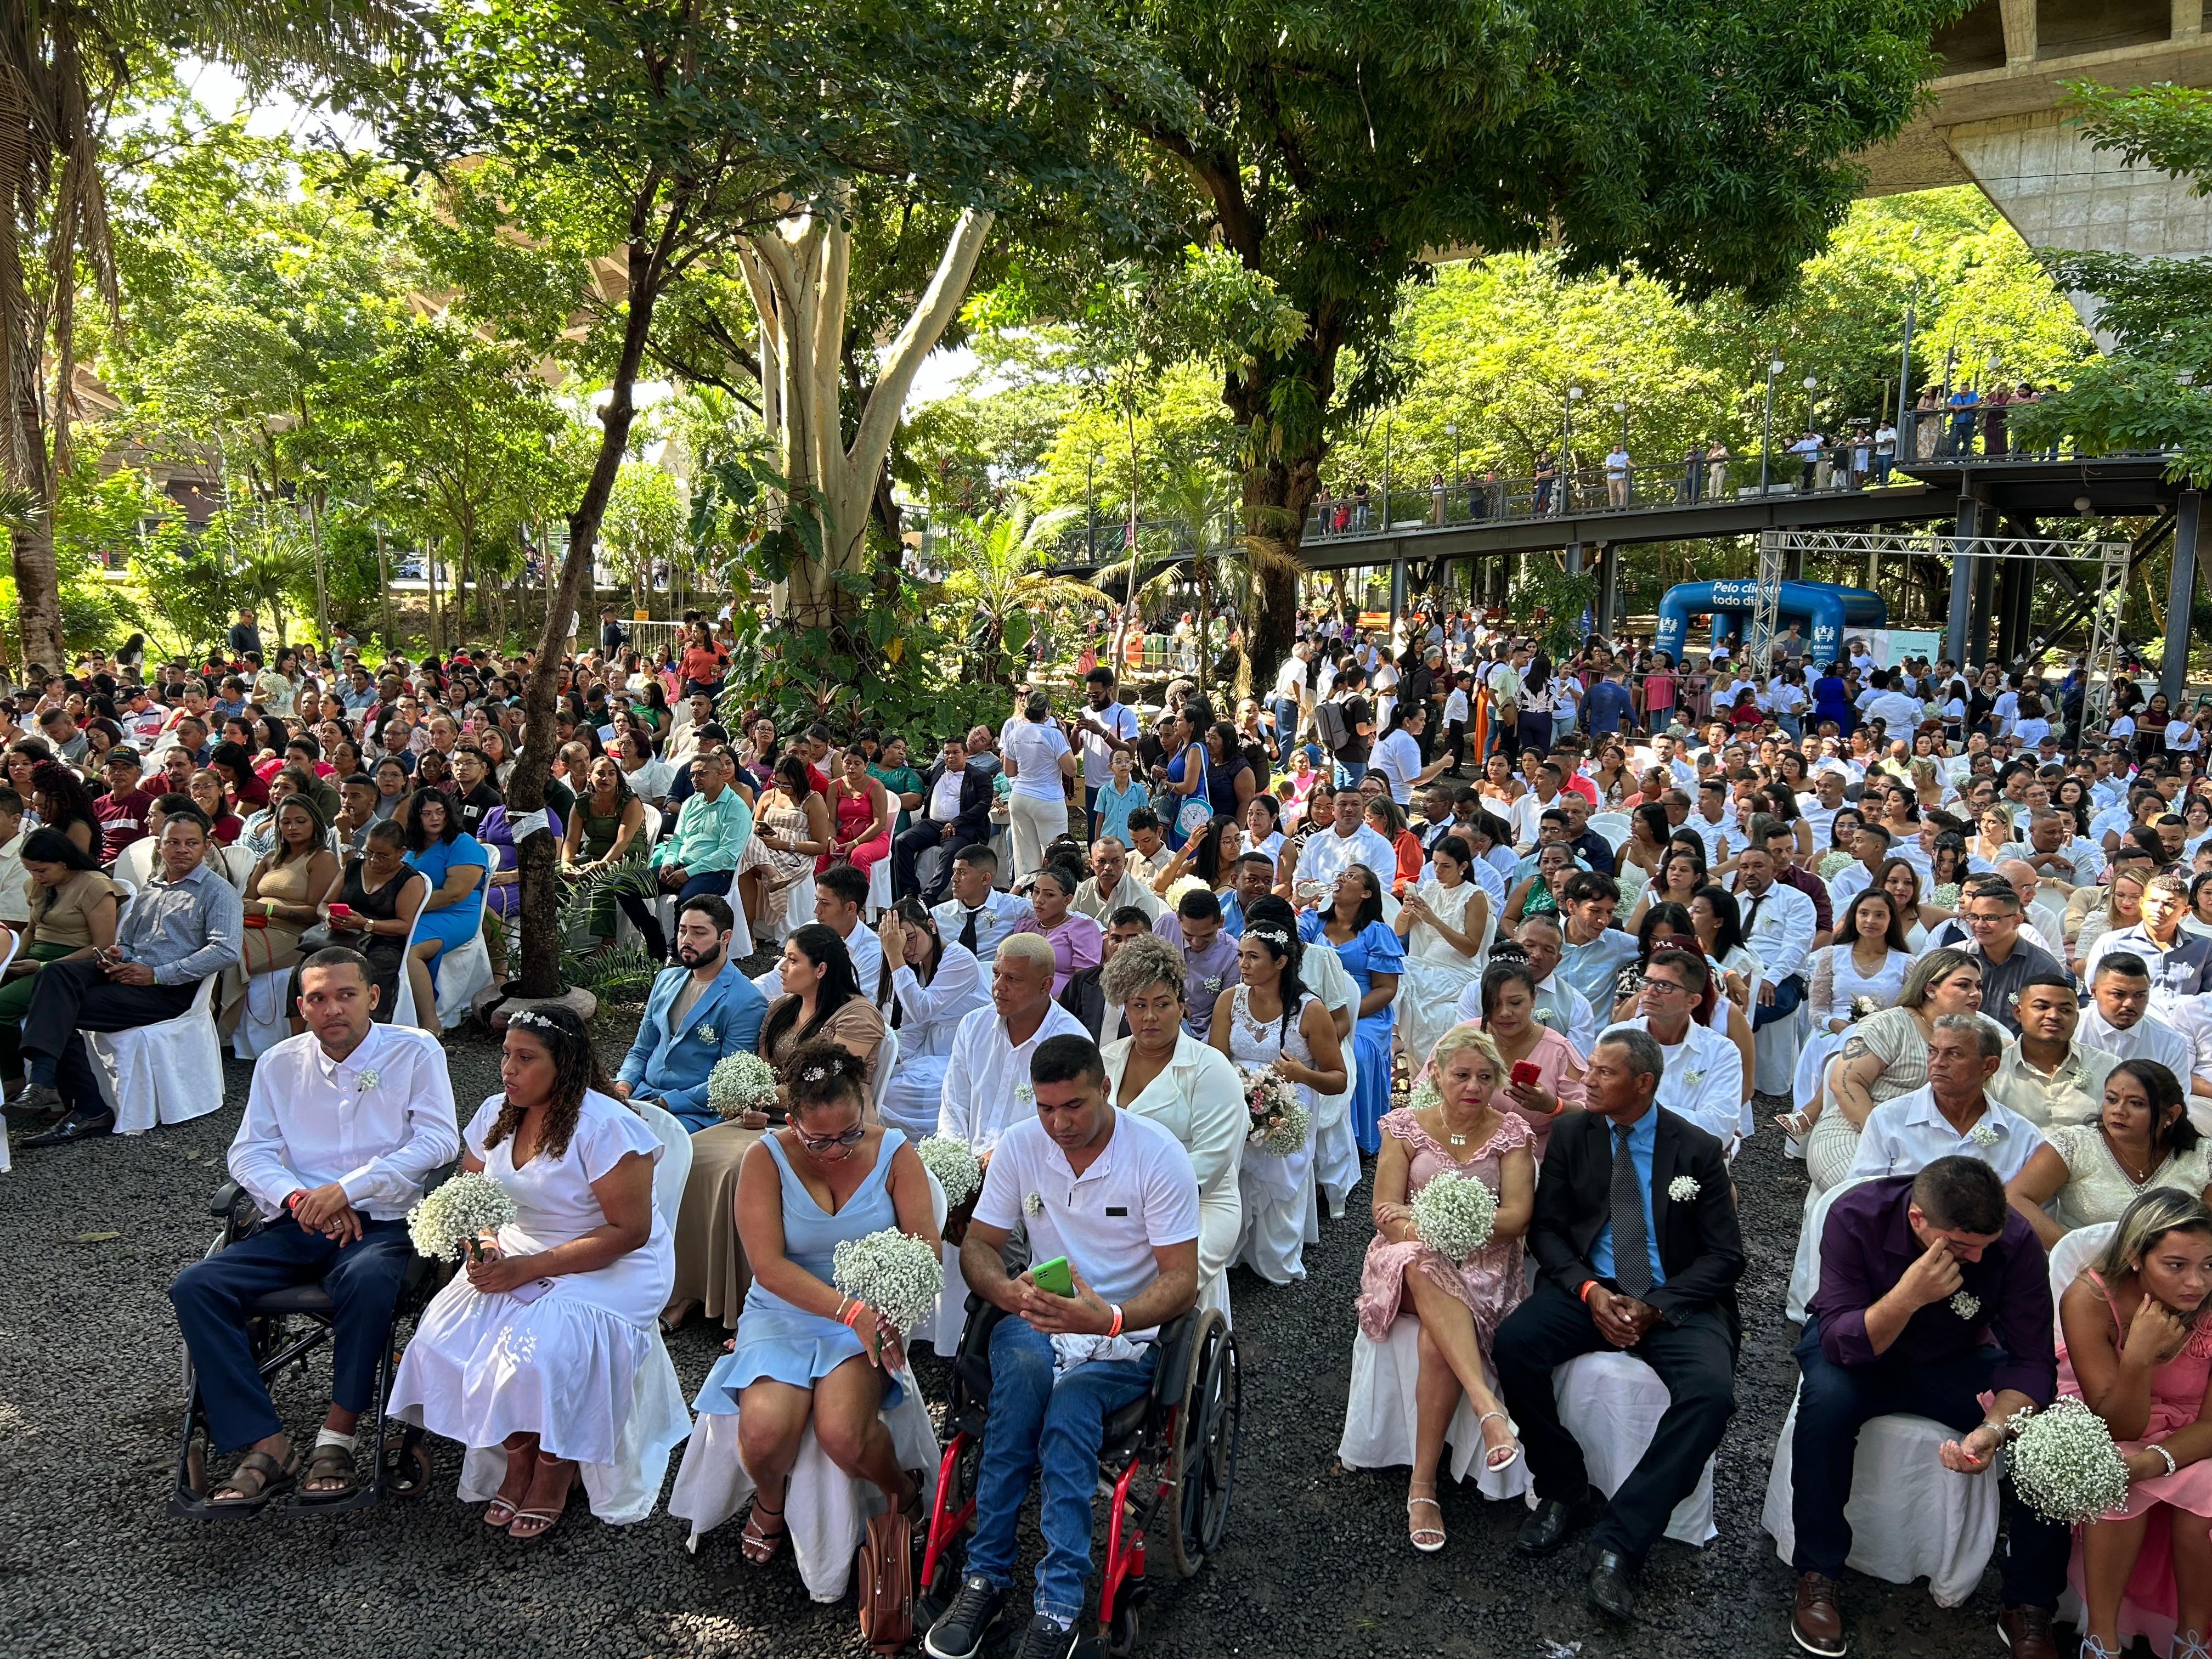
[1864,0,2212,328]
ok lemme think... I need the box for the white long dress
[874,943,988,1140]
[1790,944,1913,1120]
[1301,941,1362,1218]
[1396,879,1488,1074]
[1224,986,1321,1285]
[391,1090,691,1522]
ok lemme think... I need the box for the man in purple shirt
[1153,888,1240,1040]
[1790,1159,2065,1659]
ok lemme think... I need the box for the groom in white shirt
[168,948,459,1509]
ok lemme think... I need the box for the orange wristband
[1578,1279,1599,1304]
[1107,1304,1124,1339]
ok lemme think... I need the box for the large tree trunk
[1222,332,1335,696]
[506,196,680,998]
[738,201,991,640]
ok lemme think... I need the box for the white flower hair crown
[802,1064,833,1084]
[509,1008,561,1034]
[1247,926,1293,948]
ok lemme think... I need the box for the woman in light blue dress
[685,1041,940,1565]
[400,790,489,1020]
[1300,862,1404,1155]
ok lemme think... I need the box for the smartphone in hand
[1030,1255,1075,1297]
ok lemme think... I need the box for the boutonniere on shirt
[1681,1069,1706,1088]
[1949,1291,1981,1322]
[1967,1122,2001,1147]
[1668,1176,1700,1201]
[354,1069,381,1094]
[694,1022,716,1044]
[1024,1190,1044,1217]
[1015,1082,1034,1104]
[1202,975,1223,993]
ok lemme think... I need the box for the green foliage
[1510,559,1600,663]
[602,464,688,601]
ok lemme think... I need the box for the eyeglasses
[1643,977,1693,997]
[792,1122,866,1153]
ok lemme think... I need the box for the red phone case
[1511,1061,1542,1087]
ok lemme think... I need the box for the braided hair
[481,1004,616,1163]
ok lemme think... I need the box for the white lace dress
[1397,879,1488,1073]
[1791,944,1914,1121]
[1225,985,1321,1285]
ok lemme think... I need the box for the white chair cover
[1786,1177,1871,1325]
[872,1028,899,1119]
[1542,1351,1716,1546]
[455,1113,695,1524]
[93,973,225,1136]
[783,873,817,936]
[867,857,891,919]
[386,887,438,1031]
[112,839,157,889]
[1760,1391,2000,1607]
[2049,1223,2113,1340]
[432,872,496,1029]
[233,963,295,1061]
[1588,812,1633,853]
[1336,1314,1531,1497]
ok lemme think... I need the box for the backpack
[1316,696,1350,755]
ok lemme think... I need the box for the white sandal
[1406,1486,1446,1554]
[1477,1409,1521,1472]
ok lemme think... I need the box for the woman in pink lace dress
[2058,1189,2212,1659]
[1357,1023,1536,1555]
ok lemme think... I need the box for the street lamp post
[1760,359,1784,496]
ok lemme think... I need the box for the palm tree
[1150,457,1306,697]
[215,509,319,649]
[934,503,1109,685]
[0,2,413,669]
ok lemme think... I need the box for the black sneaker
[1012,1614,1081,1659]
[923,1577,1005,1659]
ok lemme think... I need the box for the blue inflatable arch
[1652,579,1887,669]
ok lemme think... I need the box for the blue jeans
[168,1214,413,1451]
[1271,697,1300,766]
[963,1315,1159,1623]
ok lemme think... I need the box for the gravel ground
[0,1013,2041,1659]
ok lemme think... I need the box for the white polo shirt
[973,1110,1200,1342]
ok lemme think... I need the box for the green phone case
[1031,1255,1073,1297]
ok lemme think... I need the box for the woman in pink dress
[823,747,891,878]
[2059,1189,2212,1659]
[1357,1024,1536,1555]
[1469,955,1586,1157]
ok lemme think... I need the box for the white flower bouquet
[407,1171,518,1263]
[1408,1075,1442,1113]
[706,1051,781,1121]
[1240,1064,1310,1156]
[831,1227,946,1356]
[1161,874,1208,910]
[1410,1168,1499,1262]
[915,1134,984,1208]
[2008,1396,2132,1524]
[1849,995,1881,1022]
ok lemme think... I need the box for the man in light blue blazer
[613,894,767,1131]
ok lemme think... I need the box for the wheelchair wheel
[1105,1602,1139,1657]
[1160,1308,1240,1578]
[183,1438,208,1498]
[390,1439,433,1499]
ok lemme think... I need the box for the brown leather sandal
[297,1442,358,1503]
[208,1447,300,1514]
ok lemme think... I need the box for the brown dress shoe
[1791,1573,1846,1657]
[1998,1604,2060,1659]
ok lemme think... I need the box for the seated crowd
[48,606,2212,1659]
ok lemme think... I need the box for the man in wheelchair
[925,1033,1200,1659]
[167,948,458,1510]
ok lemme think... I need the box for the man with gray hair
[1493,1025,1742,1621]
[1846,1014,2045,1182]
[1072,837,1161,924]
[1998,806,2101,891]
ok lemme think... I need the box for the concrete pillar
[1565,538,1583,576]
[1944,494,1979,668]
[1389,555,1406,640]
[1997,0,2036,64]
[2010,560,2036,663]
[1595,543,1618,637]
[2176,0,2202,42]
[2163,490,2202,705]
[1971,554,1998,669]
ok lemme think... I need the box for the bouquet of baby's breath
[915,1135,983,1208]
[1408,1074,1442,1113]
[2008,1397,2132,1524]
[407,1171,518,1263]
[832,1228,946,1356]
[1161,874,1207,910]
[1410,1168,1499,1262]
[1239,1064,1311,1156]
[707,1052,780,1120]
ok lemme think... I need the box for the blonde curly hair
[1100,932,1186,1005]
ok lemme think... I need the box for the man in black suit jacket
[1057,905,1154,1039]
[1493,1026,1743,1620]
[889,733,995,903]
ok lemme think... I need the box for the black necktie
[1610,1124,1654,1300]
[1743,890,1764,932]
[960,906,980,955]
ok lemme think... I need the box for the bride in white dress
[1391,837,1493,1075]
[1210,922,1347,1285]
[1786,887,1914,1137]
[391,1007,690,1535]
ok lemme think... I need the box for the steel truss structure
[1751,528,2131,729]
